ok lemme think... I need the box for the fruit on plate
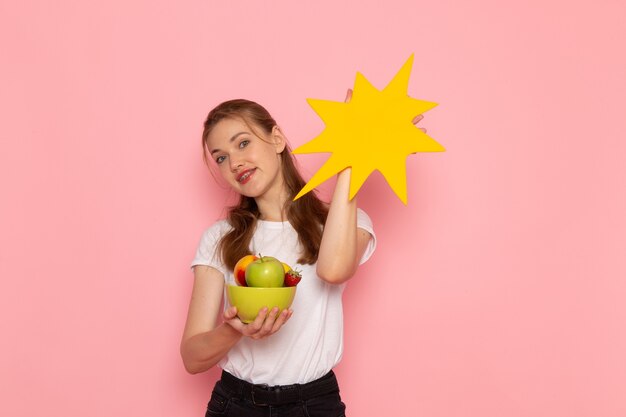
[245,256,285,287]
[284,268,302,287]
[233,254,259,286]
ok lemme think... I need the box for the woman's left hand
[412,114,427,133]
[346,87,427,133]
[223,306,293,340]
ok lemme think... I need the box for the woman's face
[206,117,286,200]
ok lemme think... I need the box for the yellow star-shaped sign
[292,54,445,204]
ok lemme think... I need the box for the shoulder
[191,219,232,273]
[199,219,232,241]
[356,208,374,232]
[356,208,377,264]
[319,203,373,230]
[194,219,233,252]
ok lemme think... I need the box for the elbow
[183,362,200,375]
[181,352,202,375]
[316,265,356,285]
[185,364,208,375]
[180,344,214,375]
[182,356,214,375]
[316,248,360,285]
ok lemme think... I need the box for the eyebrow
[210,131,248,155]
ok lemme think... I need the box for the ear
[271,126,287,153]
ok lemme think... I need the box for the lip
[236,168,256,184]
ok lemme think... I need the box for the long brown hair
[201,99,329,271]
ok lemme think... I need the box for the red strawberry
[284,269,302,287]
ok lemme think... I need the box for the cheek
[217,164,232,179]
[207,161,230,184]
[261,148,281,167]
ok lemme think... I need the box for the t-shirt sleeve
[356,208,377,265]
[190,221,229,277]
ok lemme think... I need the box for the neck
[255,183,290,222]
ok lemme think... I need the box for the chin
[235,185,262,199]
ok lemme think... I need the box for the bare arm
[180,265,241,374]
[180,265,293,374]
[316,168,372,285]
[317,89,428,284]
[315,89,373,284]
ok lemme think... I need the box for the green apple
[245,256,285,287]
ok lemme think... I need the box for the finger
[270,308,290,334]
[223,306,238,321]
[419,127,427,133]
[412,114,423,124]
[344,88,353,103]
[260,307,280,334]
[225,316,245,333]
[244,307,268,337]
[223,306,245,332]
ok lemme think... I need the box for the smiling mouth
[237,169,256,184]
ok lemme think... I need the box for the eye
[239,139,250,148]
[216,155,226,164]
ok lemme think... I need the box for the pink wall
[1,1,625,416]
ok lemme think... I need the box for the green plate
[226,285,297,323]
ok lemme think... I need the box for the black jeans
[205,371,347,417]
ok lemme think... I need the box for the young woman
[181,97,377,417]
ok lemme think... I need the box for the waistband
[219,370,339,406]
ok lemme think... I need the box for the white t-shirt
[191,208,376,385]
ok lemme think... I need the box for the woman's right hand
[223,306,293,340]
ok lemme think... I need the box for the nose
[229,156,243,172]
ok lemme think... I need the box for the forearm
[317,168,359,284]
[180,322,242,374]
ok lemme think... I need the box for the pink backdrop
[1,1,625,416]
